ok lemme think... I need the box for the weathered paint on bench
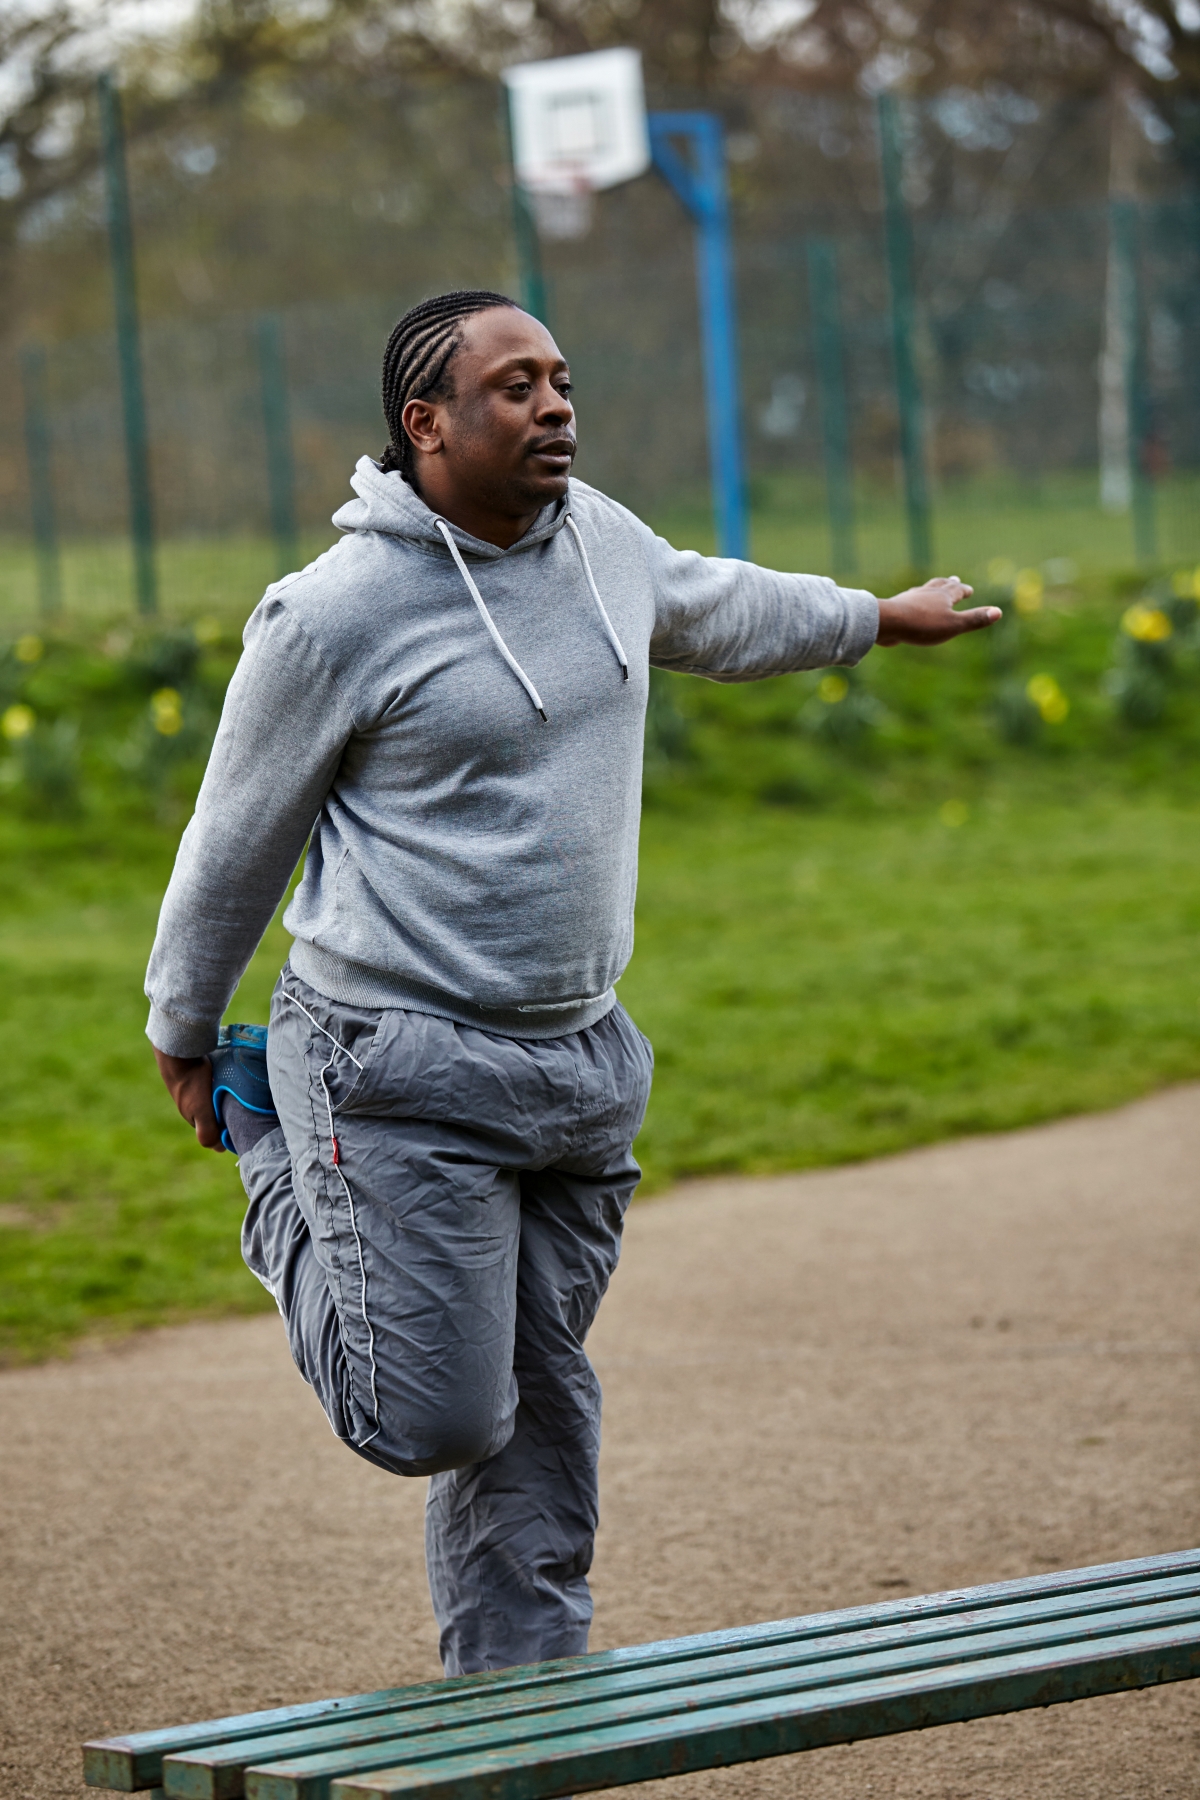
[83,1549,1200,1800]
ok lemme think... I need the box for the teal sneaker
[210,1023,278,1153]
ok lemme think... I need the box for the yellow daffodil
[2,703,35,741]
[1026,673,1069,723]
[151,688,184,736]
[1121,603,1172,643]
[1013,568,1044,615]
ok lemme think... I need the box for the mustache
[525,431,576,459]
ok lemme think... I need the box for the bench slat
[160,1570,1200,1800]
[323,1623,1200,1800]
[235,1596,1200,1800]
[82,1550,1200,1796]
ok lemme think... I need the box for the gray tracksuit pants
[237,971,653,1676]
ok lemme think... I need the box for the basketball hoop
[502,48,650,240]
[501,54,749,559]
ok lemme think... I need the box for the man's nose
[536,382,573,420]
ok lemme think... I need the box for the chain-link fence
[2,78,1198,627]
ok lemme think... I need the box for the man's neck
[414,479,541,551]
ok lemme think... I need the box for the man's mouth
[527,438,576,468]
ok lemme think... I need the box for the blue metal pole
[649,112,747,560]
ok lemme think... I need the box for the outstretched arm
[876,576,1001,646]
[636,507,998,679]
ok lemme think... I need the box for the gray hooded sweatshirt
[145,460,879,1056]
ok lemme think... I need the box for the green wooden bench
[84,1548,1200,1800]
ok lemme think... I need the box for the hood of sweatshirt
[330,457,628,724]
[332,455,571,561]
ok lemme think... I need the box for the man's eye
[557,382,573,396]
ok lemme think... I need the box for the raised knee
[365,1409,513,1478]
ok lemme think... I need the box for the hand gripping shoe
[209,1022,278,1153]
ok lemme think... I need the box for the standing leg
[427,1004,653,1675]
[426,1157,638,1674]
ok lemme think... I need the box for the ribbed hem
[289,941,618,1041]
[145,1002,221,1059]
[838,587,881,664]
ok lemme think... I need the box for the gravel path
[3,1086,1198,1799]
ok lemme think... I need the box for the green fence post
[512,184,548,324]
[500,87,548,324]
[1110,198,1157,564]
[19,345,63,619]
[97,70,157,616]
[806,238,857,576]
[256,314,299,578]
[877,91,932,575]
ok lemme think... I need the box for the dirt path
[3,1088,1198,1799]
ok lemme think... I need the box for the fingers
[953,604,1003,634]
[176,1061,223,1151]
[184,1065,223,1152]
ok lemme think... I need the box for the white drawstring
[280,988,363,1067]
[434,519,548,722]
[434,511,629,721]
[565,513,629,680]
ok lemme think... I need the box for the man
[148,289,999,1678]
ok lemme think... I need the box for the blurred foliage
[7,560,1200,828]
[640,564,1200,816]
[0,612,231,823]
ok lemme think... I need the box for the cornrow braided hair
[380,289,520,483]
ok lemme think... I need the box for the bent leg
[238,1126,372,1454]
[262,987,527,1478]
[426,1148,640,1675]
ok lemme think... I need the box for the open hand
[153,1048,224,1151]
[876,577,1001,647]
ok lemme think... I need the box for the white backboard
[502,48,650,195]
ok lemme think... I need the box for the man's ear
[401,397,444,457]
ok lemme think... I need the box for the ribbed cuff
[145,1002,220,1059]
[837,587,881,664]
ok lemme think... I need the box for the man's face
[403,308,576,520]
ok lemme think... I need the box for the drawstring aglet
[331,1137,340,1167]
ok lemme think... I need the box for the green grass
[5,785,1200,1363]
[0,819,294,1361]
[625,792,1200,1179]
[5,480,1200,1361]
